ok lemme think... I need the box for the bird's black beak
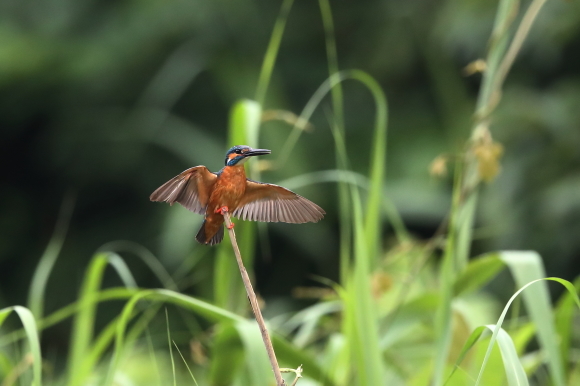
[245,148,271,157]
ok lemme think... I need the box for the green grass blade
[278,169,409,243]
[488,325,529,386]
[433,159,464,386]
[254,0,294,105]
[98,241,178,290]
[0,306,42,386]
[455,191,478,271]
[554,276,580,375]
[279,70,394,256]
[214,99,262,313]
[319,0,353,284]
[166,309,177,386]
[348,71,389,262]
[380,293,440,349]
[349,178,384,384]
[28,191,75,320]
[235,320,272,386]
[0,288,140,348]
[103,289,332,386]
[499,251,565,386]
[67,253,109,386]
[208,323,244,386]
[445,324,528,386]
[280,300,342,348]
[475,0,519,114]
[329,108,384,385]
[173,340,199,386]
[67,252,142,386]
[145,329,162,386]
[319,0,343,129]
[453,252,505,296]
[105,253,138,288]
[475,274,580,386]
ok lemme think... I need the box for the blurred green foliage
[2,0,580,385]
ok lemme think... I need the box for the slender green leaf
[0,306,42,386]
[554,276,580,374]
[475,275,580,386]
[28,191,75,320]
[209,323,244,386]
[67,252,143,386]
[98,241,178,290]
[235,320,272,386]
[103,289,331,386]
[500,251,565,386]
[67,253,109,386]
[453,253,505,296]
[254,0,294,105]
[445,324,528,386]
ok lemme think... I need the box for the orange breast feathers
[207,165,248,214]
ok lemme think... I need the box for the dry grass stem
[222,210,287,386]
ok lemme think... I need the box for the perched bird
[150,145,325,245]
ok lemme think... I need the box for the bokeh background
[1,0,580,366]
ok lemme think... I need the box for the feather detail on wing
[233,180,325,223]
[150,166,217,215]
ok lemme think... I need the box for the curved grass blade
[278,70,394,253]
[67,252,140,386]
[453,252,505,296]
[279,300,342,348]
[98,241,178,290]
[208,323,245,386]
[278,169,409,243]
[500,251,565,386]
[444,324,528,386]
[554,276,580,374]
[254,0,295,105]
[235,320,272,386]
[318,0,353,286]
[28,191,75,320]
[0,306,42,386]
[474,276,580,386]
[104,289,334,386]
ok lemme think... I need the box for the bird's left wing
[150,166,217,214]
[233,180,325,223]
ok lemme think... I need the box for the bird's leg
[215,206,229,214]
[216,206,235,228]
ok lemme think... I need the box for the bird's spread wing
[232,180,325,223]
[150,166,217,214]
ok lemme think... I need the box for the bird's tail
[195,220,224,246]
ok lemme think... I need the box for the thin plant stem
[281,365,303,386]
[484,0,549,117]
[222,210,286,386]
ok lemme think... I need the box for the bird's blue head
[224,145,271,166]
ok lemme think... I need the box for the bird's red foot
[227,222,235,229]
[215,206,229,215]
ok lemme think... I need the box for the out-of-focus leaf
[0,306,42,386]
[453,253,505,296]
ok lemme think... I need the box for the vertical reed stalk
[222,210,286,386]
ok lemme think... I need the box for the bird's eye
[235,149,241,154]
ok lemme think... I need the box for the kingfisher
[150,145,325,245]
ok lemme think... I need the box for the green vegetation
[2,0,580,385]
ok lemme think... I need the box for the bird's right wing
[233,180,325,223]
[150,166,217,215]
